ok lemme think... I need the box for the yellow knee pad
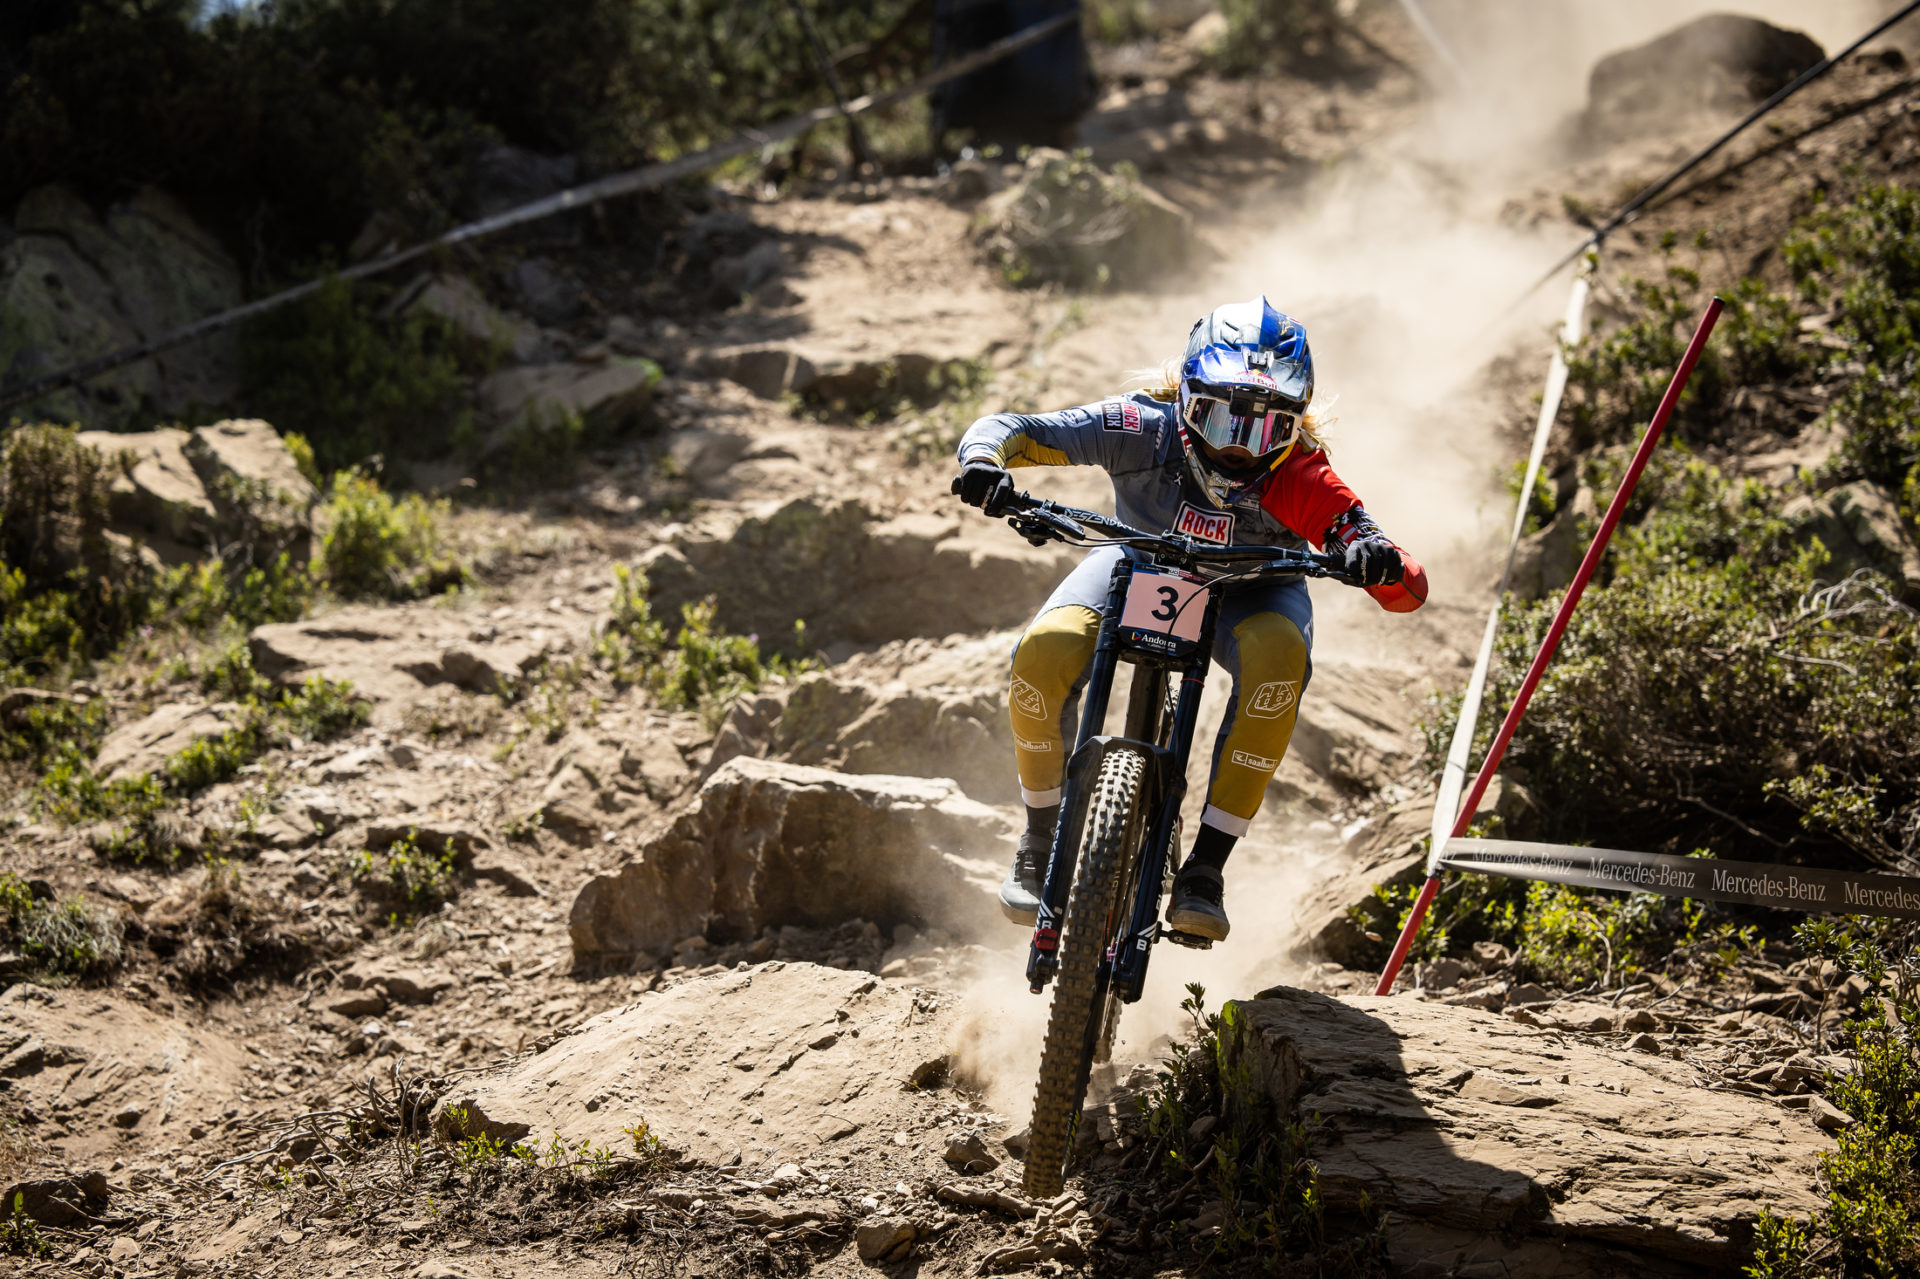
[1205,612,1309,829]
[1008,605,1100,803]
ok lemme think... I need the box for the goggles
[1181,381,1301,462]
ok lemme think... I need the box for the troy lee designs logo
[1174,502,1232,545]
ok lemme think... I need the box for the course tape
[1441,837,1920,922]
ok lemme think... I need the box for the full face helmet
[1175,296,1315,509]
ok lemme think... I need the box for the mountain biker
[953,296,1427,943]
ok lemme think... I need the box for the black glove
[1341,537,1405,587]
[1326,506,1404,587]
[952,460,1015,515]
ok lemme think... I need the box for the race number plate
[1119,566,1207,645]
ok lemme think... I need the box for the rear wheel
[1022,748,1146,1198]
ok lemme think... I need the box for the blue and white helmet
[1175,296,1314,508]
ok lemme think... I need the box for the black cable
[1513,0,1920,310]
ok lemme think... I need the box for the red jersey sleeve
[1261,447,1428,612]
[1259,447,1361,547]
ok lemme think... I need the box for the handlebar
[980,487,1359,583]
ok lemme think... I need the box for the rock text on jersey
[1174,502,1232,545]
[1101,400,1142,433]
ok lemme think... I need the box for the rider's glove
[1325,506,1404,587]
[953,460,1016,516]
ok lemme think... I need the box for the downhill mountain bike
[970,488,1358,1198]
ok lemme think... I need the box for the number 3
[1151,585,1181,622]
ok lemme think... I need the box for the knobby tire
[1022,748,1146,1199]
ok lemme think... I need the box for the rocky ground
[4,6,1916,1277]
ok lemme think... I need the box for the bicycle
[966,487,1361,1198]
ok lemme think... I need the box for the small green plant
[351,829,457,921]
[317,470,466,601]
[1744,919,1920,1277]
[0,872,126,985]
[0,1190,49,1258]
[590,565,816,729]
[242,275,482,476]
[1135,984,1384,1270]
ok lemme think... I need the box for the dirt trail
[4,4,1904,1275]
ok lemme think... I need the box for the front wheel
[1022,747,1146,1198]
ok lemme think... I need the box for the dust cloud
[952,1,1865,1122]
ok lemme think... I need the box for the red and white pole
[1372,296,1726,996]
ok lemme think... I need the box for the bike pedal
[1161,927,1214,951]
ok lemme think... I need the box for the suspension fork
[1112,608,1218,1003]
[1026,556,1135,992]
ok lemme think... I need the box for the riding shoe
[1167,863,1231,942]
[999,830,1049,926]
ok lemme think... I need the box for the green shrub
[1484,456,1918,861]
[0,423,143,680]
[316,470,466,600]
[1784,185,1920,513]
[243,277,480,475]
[1135,984,1385,1271]
[1748,919,1920,1278]
[0,873,126,985]
[1560,260,1812,454]
[350,830,457,921]
[153,553,314,636]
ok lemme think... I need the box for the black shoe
[1168,863,1230,942]
[999,830,1049,926]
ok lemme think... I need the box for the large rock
[708,674,1014,802]
[1787,480,1920,597]
[93,701,243,782]
[638,499,1076,651]
[250,602,580,726]
[78,419,318,564]
[432,964,955,1166]
[184,419,320,560]
[399,272,539,359]
[1222,987,1831,1275]
[0,185,241,426]
[478,355,661,431]
[1585,16,1823,138]
[75,427,218,553]
[568,757,1014,964]
[972,148,1193,290]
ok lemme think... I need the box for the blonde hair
[1129,359,1329,454]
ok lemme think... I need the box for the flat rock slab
[250,603,581,726]
[93,700,242,782]
[433,963,952,1166]
[0,984,248,1161]
[638,498,1077,650]
[569,757,1013,964]
[1224,987,1832,1274]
